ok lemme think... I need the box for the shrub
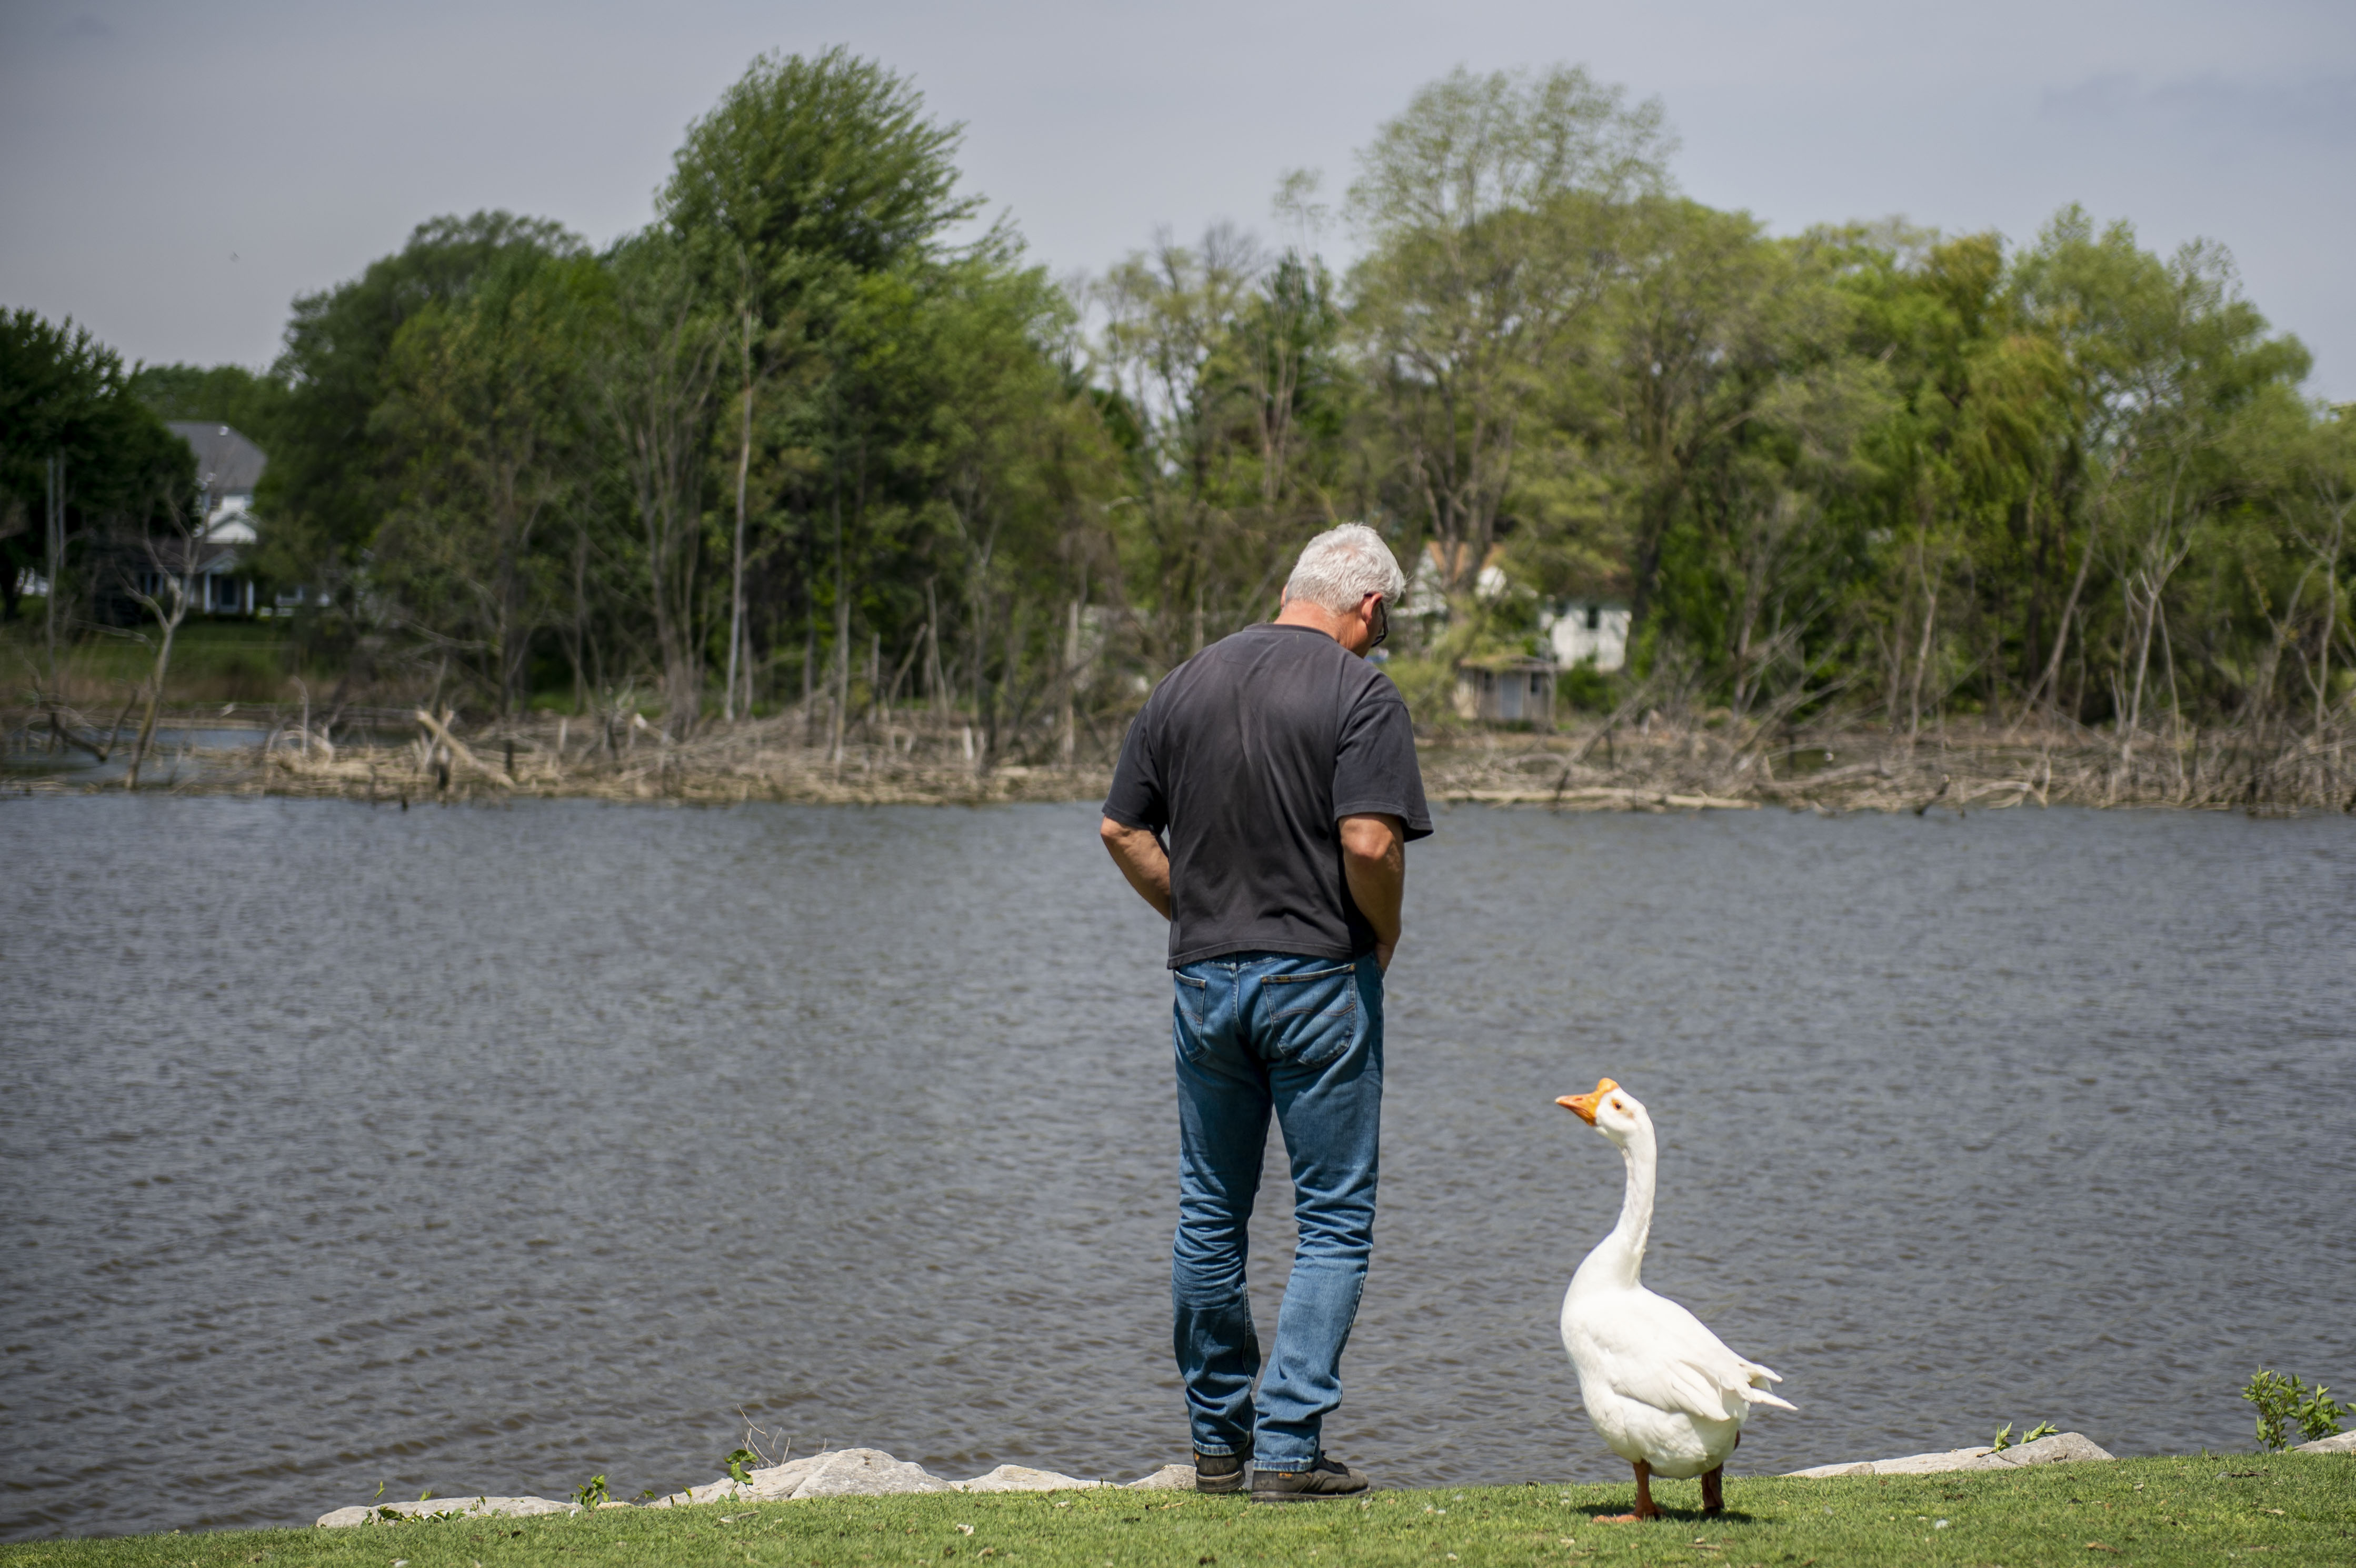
[2241,1369,2349,1451]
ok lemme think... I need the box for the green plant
[573,1473,610,1509]
[1376,654,1461,728]
[2241,1369,2350,1451]
[1556,661,1614,713]
[1990,1420,2059,1452]
[725,1448,761,1486]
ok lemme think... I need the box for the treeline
[0,313,196,625]
[9,53,2352,765]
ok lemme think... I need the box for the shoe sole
[1250,1487,1367,1503]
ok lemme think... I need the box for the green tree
[129,362,287,446]
[373,246,607,716]
[595,232,724,736]
[264,212,583,608]
[0,309,193,644]
[895,248,1116,764]
[2012,211,2310,764]
[659,47,983,727]
[1349,64,1673,607]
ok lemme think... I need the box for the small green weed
[1988,1419,2058,1452]
[2241,1368,2349,1450]
[571,1473,608,1509]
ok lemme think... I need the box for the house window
[1585,604,1601,632]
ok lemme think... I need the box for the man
[1100,523,1431,1502]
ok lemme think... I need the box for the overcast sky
[4,0,2351,397]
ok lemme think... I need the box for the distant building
[1542,600,1630,673]
[155,422,266,615]
[1453,654,1557,728]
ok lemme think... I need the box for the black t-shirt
[1103,622,1433,968]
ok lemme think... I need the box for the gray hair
[1283,523,1405,615]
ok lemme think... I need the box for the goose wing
[1579,1289,1797,1420]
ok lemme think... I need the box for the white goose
[1556,1078,1794,1520]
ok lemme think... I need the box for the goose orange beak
[1556,1078,1619,1124]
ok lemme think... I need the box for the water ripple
[2,797,2350,1539]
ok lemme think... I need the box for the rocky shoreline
[317,1449,1192,1527]
[315,1430,2352,1527]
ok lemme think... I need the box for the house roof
[142,536,245,575]
[1419,540,1505,578]
[167,422,268,496]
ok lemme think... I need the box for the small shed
[1453,656,1556,728]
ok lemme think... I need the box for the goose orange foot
[1596,1460,1661,1522]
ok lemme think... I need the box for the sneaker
[1193,1452,1248,1494]
[1250,1453,1369,1502]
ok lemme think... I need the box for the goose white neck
[1578,1121,1657,1291]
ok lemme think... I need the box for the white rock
[651,1477,754,1508]
[1880,1446,2003,1476]
[654,1448,954,1507]
[1124,1465,1198,1491]
[2293,1430,2356,1454]
[953,1464,1103,1493]
[1785,1433,2113,1480]
[316,1495,576,1528]
[1780,1461,1879,1479]
[1784,1447,1992,1479]
[1969,1432,2115,1469]
[788,1449,953,1499]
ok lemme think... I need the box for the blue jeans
[1170,951,1383,1472]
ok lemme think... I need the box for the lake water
[3,796,2351,1540]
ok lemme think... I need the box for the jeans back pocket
[1258,961,1360,1068]
[1173,968,1214,1041]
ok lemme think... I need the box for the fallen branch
[413,708,515,788]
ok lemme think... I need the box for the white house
[162,422,266,614]
[1542,600,1631,672]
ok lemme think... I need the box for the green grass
[4,1456,2347,1568]
[4,617,318,706]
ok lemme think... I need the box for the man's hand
[1100,816,1174,921]
[1339,812,1404,971]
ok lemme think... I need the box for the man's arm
[1100,816,1173,921]
[1340,812,1405,971]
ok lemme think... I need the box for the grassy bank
[3,617,323,707]
[4,1457,2347,1568]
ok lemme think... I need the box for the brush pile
[11,700,2350,815]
